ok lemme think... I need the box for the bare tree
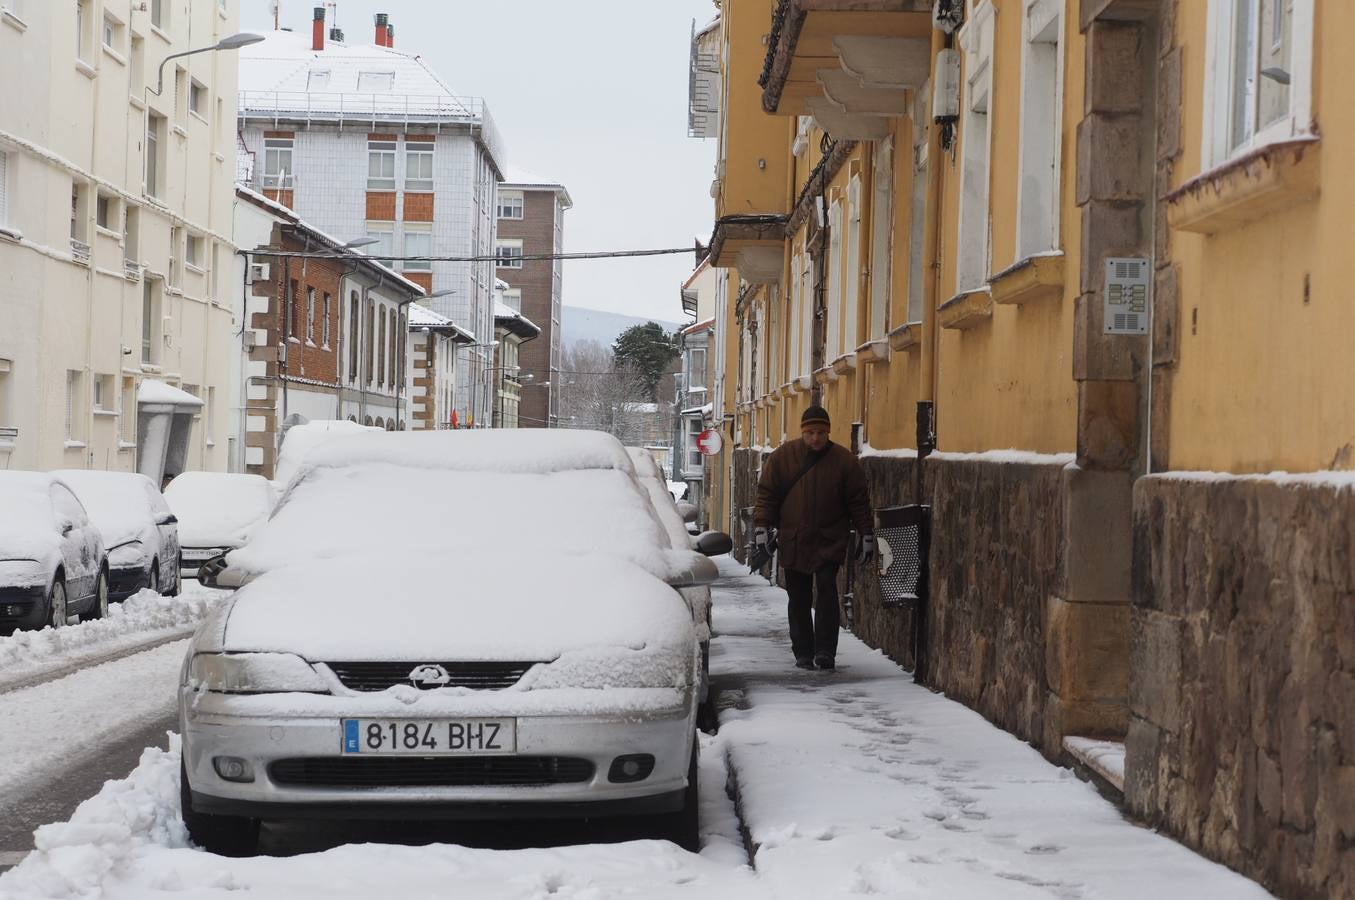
[558,340,650,441]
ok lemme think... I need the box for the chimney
[329,26,344,43]
[311,6,325,51]
[374,12,389,47]
[386,22,394,48]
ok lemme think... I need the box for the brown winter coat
[754,440,872,573]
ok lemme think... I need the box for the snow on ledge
[860,442,918,460]
[928,449,1076,467]
[1147,468,1355,490]
[1063,736,1126,792]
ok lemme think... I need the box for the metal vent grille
[876,504,930,609]
[1104,257,1150,336]
[269,756,594,788]
[326,661,540,692]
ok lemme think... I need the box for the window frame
[366,139,397,190]
[401,224,432,272]
[497,190,524,220]
[261,137,294,189]
[405,142,434,191]
[1015,0,1064,260]
[956,1,996,293]
[1202,0,1315,169]
[495,238,524,269]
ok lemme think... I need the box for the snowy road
[0,560,1275,899]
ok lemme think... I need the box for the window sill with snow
[990,252,1064,306]
[1167,137,1320,235]
[938,288,994,331]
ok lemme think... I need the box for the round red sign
[697,428,723,456]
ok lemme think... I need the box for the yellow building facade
[698,1,1351,895]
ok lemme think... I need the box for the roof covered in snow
[494,301,541,340]
[137,380,203,408]
[502,165,573,207]
[406,302,475,341]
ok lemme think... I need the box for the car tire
[87,569,110,620]
[654,736,700,852]
[169,558,182,597]
[46,578,68,629]
[179,758,259,857]
[147,564,160,596]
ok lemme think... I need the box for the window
[388,309,397,387]
[907,86,930,325]
[798,252,812,376]
[869,140,895,340]
[957,3,995,292]
[102,13,123,52]
[688,348,707,389]
[205,386,215,444]
[1205,0,1313,166]
[495,239,523,269]
[405,142,434,191]
[150,0,164,29]
[378,309,387,387]
[497,190,524,219]
[124,206,139,262]
[0,152,8,229]
[174,69,186,120]
[687,426,703,471]
[365,300,375,385]
[843,176,862,355]
[322,292,332,347]
[130,34,144,96]
[367,140,396,190]
[402,225,431,271]
[185,233,203,268]
[501,287,522,312]
[262,137,294,189]
[307,69,330,91]
[64,370,83,441]
[1017,0,1063,259]
[289,279,301,338]
[210,242,220,299]
[357,71,395,92]
[365,224,394,263]
[306,287,316,343]
[348,291,360,380]
[189,79,205,116]
[825,200,842,360]
[142,279,160,364]
[95,193,117,231]
[0,358,12,429]
[119,376,136,444]
[93,373,113,410]
[76,0,89,61]
[169,226,181,287]
[145,114,165,197]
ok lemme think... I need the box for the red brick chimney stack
[312,6,325,51]
[386,22,395,48]
[374,13,389,47]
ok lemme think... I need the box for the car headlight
[521,644,694,691]
[186,652,328,694]
[0,559,47,588]
[107,541,146,568]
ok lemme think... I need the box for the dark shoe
[794,657,815,670]
[814,655,836,670]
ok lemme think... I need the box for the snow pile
[53,471,158,548]
[136,380,202,407]
[0,586,226,690]
[1150,468,1355,489]
[928,448,1076,466]
[164,473,274,547]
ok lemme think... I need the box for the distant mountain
[562,306,685,350]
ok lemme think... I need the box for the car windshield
[165,474,271,545]
[56,473,152,537]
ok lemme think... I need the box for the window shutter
[65,372,74,439]
[0,153,8,223]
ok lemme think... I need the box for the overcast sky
[240,0,719,324]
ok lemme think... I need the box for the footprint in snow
[1026,843,1064,855]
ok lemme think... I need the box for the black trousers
[784,565,840,661]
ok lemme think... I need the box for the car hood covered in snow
[54,470,156,549]
[215,554,695,661]
[165,473,273,547]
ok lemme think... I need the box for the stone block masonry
[1131,474,1355,899]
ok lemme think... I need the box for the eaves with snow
[237,29,505,175]
[503,165,573,208]
[407,302,475,343]
[494,301,541,341]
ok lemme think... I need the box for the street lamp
[148,32,264,97]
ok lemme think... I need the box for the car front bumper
[109,565,148,600]
[181,690,696,821]
[0,585,48,630]
[180,547,225,578]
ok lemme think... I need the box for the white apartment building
[236,11,505,428]
[0,0,241,478]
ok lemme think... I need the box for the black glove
[754,527,771,551]
[854,533,876,566]
[749,526,776,571]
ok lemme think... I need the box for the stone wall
[730,447,767,564]
[1130,475,1355,899]
[850,455,920,670]
[921,457,1068,748]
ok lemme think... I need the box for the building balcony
[707,214,787,285]
[760,0,932,137]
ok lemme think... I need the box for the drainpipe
[917,24,948,487]
[855,143,875,447]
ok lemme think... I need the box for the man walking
[753,405,874,670]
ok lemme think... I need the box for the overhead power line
[243,246,699,263]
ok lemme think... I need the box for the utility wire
[243,246,698,263]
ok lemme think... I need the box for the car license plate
[341,718,516,755]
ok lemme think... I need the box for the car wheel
[179,758,259,857]
[654,736,700,852]
[88,569,110,620]
[47,579,68,629]
[169,558,182,597]
[148,564,160,595]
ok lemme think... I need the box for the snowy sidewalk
[706,556,1272,898]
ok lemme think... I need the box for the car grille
[269,756,595,787]
[326,661,541,692]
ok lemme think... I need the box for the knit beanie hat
[800,405,831,429]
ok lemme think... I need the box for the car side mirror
[196,552,229,588]
[674,500,698,524]
[695,530,733,557]
[157,514,178,525]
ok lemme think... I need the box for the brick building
[234,187,423,478]
[495,173,571,428]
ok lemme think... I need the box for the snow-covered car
[56,470,181,599]
[164,473,275,579]
[0,472,110,633]
[179,430,717,855]
[272,419,383,490]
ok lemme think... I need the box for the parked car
[273,419,383,490]
[0,472,109,633]
[180,430,720,856]
[163,473,274,579]
[56,470,181,599]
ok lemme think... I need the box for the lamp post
[147,32,265,98]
